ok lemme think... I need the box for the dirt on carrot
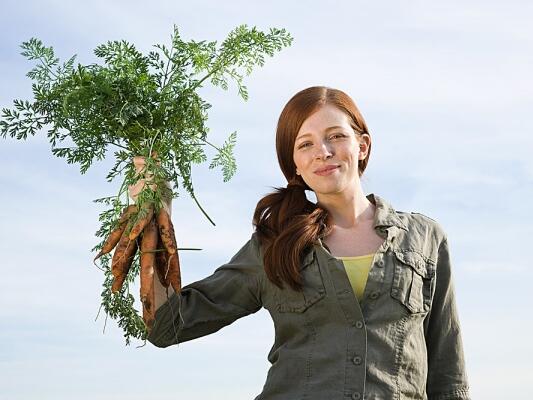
[140,217,158,329]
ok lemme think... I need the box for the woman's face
[293,104,368,200]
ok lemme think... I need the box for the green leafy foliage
[1,24,293,344]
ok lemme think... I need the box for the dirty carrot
[111,224,138,293]
[166,251,182,294]
[155,232,170,288]
[128,202,154,241]
[156,207,177,255]
[140,217,158,329]
[94,204,137,262]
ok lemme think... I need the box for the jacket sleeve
[147,233,263,348]
[424,236,471,400]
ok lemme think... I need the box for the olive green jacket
[147,193,471,400]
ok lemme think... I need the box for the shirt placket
[316,239,366,400]
[316,225,400,400]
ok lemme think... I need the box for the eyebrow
[296,125,346,141]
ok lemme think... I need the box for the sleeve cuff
[146,291,182,347]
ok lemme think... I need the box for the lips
[314,165,339,173]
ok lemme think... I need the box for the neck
[317,188,374,229]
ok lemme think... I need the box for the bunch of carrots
[93,156,180,330]
[0,26,294,343]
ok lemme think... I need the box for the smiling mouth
[314,165,339,175]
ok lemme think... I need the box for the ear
[358,134,371,160]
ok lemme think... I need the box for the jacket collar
[367,193,409,232]
[303,193,407,266]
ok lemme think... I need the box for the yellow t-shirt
[337,253,375,301]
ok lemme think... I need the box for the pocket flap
[393,249,434,278]
[276,250,326,313]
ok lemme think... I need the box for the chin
[314,183,343,195]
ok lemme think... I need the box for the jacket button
[354,320,364,329]
[369,291,379,299]
[351,392,361,400]
[352,355,362,365]
[376,259,384,267]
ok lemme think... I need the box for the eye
[297,134,345,149]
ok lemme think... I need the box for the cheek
[293,153,305,169]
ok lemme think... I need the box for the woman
[143,86,471,400]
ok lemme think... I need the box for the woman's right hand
[128,155,172,217]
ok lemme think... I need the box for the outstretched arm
[147,233,263,348]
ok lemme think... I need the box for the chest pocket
[391,249,435,314]
[275,251,326,313]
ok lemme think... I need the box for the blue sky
[1,1,532,399]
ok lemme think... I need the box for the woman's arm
[424,236,471,400]
[147,233,263,348]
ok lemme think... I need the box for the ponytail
[252,177,332,292]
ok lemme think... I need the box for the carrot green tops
[147,193,471,400]
[337,254,375,302]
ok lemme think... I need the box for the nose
[314,141,333,160]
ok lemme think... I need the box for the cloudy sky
[1,1,532,399]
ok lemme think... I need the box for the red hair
[253,86,371,291]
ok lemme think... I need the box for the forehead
[296,105,351,139]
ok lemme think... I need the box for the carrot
[140,217,158,329]
[156,207,177,255]
[128,202,154,241]
[111,222,139,293]
[154,232,170,288]
[94,205,137,262]
[166,251,182,294]
[155,206,181,293]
